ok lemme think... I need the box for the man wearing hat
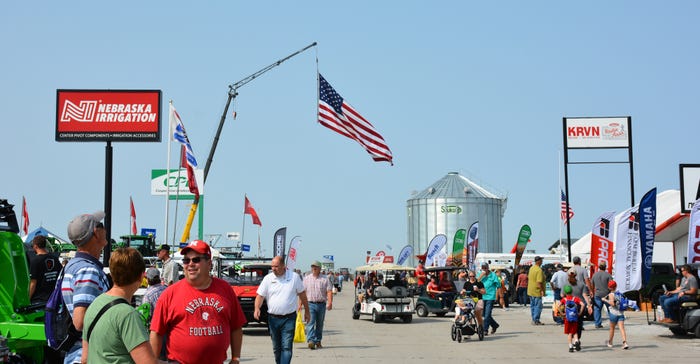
[61,211,111,364]
[302,261,333,350]
[150,240,246,364]
[591,261,613,328]
[142,268,166,322]
[157,244,178,286]
[527,256,546,325]
[550,263,568,301]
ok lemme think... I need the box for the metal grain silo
[406,172,507,266]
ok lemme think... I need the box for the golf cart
[415,266,462,317]
[352,263,415,323]
[648,263,700,337]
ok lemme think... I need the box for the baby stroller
[451,296,484,342]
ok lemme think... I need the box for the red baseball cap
[608,280,617,289]
[181,240,211,259]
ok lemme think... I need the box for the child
[601,280,629,349]
[560,285,583,352]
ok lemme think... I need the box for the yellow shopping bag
[294,311,306,343]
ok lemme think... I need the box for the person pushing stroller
[455,271,484,328]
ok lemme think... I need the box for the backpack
[565,299,578,322]
[44,267,81,351]
[615,291,629,311]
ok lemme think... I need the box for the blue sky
[2,2,698,271]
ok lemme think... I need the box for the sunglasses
[182,256,208,264]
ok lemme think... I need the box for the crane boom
[203,42,317,182]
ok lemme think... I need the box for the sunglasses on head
[183,256,208,264]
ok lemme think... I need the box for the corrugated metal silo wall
[406,196,503,266]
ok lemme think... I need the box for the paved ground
[232,289,700,363]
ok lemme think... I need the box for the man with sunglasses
[150,240,246,364]
[61,211,110,364]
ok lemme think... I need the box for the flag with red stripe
[318,74,393,165]
[560,190,574,224]
[21,196,29,235]
[130,196,137,235]
[244,196,262,226]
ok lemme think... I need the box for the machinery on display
[0,199,47,363]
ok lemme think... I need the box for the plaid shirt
[303,273,332,302]
[143,283,167,318]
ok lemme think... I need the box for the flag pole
[558,150,563,260]
[241,194,247,252]
[257,226,261,258]
[165,101,173,245]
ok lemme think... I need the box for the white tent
[569,189,685,265]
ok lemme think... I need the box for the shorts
[609,312,625,323]
[563,320,578,334]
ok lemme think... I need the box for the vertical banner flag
[130,196,137,235]
[170,103,199,199]
[614,206,642,293]
[639,188,657,284]
[274,227,287,260]
[561,190,575,224]
[317,74,393,165]
[465,222,479,270]
[424,234,447,267]
[590,211,616,272]
[687,198,700,264]
[180,146,200,198]
[21,196,29,236]
[397,245,413,265]
[513,225,532,268]
[286,236,301,272]
[244,196,262,226]
[323,255,334,261]
[452,229,466,266]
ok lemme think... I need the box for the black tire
[670,327,686,336]
[477,326,484,341]
[402,315,413,323]
[457,330,463,342]
[694,321,700,338]
[416,304,429,317]
[372,309,382,323]
[451,325,457,341]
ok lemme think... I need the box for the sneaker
[595,325,604,329]
[622,341,628,350]
[308,343,316,350]
[491,327,498,335]
[574,340,581,351]
[316,342,323,349]
[569,347,574,353]
[605,340,613,348]
[536,321,545,325]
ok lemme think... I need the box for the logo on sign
[60,100,98,122]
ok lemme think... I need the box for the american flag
[170,103,198,168]
[561,190,574,224]
[318,74,393,165]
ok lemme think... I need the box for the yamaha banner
[687,198,700,264]
[425,234,447,267]
[614,207,642,293]
[639,188,657,284]
[397,245,413,265]
[273,227,287,260]
[591,211,616,271]
[465,222,478,271]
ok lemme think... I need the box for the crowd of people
[24,212,700,362]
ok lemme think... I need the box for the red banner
[591,211,615,270]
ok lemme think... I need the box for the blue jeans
[593,296,606,326]
[306,302,327,344]
[63,342,82,364]
[482,299,499,332]
[552,288,562,302]
[529,296,543,323]
[268,313,296,364]
[659,293,692,320]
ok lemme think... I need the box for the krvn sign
[56,90,162,142]
[564,117,630,149]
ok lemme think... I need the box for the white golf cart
[352,263,415,323]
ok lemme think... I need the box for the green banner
[513,224,532,268]
[451,229,466,266]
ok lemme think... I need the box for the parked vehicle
[225,262,272,326]
[352,264,414,323]
[648,263,700,338]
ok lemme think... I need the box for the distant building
[406,172,507,266]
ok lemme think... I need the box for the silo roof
[412,172,504,200]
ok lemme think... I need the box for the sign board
[241,244,251,252]
[680,164,700,213]
[140,228,156,237]
[56,90,161,142]
[151,169,204,196]
[227,232,241,240]
[564,117,630,149]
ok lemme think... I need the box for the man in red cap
[150,240,246,364]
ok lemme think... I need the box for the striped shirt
[61,252,109,314]
[303,273,332,302]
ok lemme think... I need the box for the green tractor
[117,234,158,258]
[0,199,49,363]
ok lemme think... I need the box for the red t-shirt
[416,265,426,286]
[151,278,246,364]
